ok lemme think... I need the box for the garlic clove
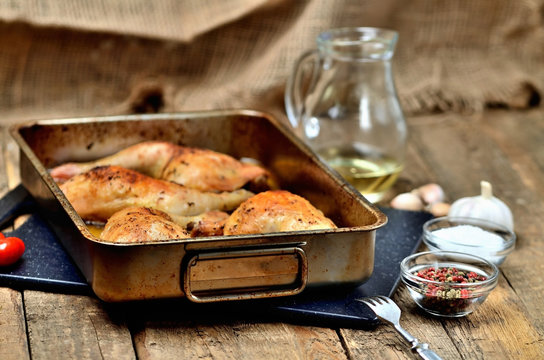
[448,181,514,231]
[413,183,445,205]
[427,202,451,217]
[390,192,424,211]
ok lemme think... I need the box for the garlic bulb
[448,181,514,231]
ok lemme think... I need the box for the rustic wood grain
[444,276,544,359]
[404,110,544,358]
[0,129,29,360]
[2,127,20,189]
[1,109,544,359]
[133,319,347,360]
[479,110,544,238]
[0,288,30,360]
[340,291,460,359]
[501,260,544,334]
[341,109,544,360]
[0,128,9,195]
[478,110,544,336]
[24,290,135,360]
[342,113,466,360]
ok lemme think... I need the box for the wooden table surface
[1,109,543,360]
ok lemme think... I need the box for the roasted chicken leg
[50,141,179,183]
[223,190,336,235]
[100,207,229,242]
[50,141,276,192]
[60,165,254,222]
[101,207,191,243]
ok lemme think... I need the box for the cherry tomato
[0,235,25,266]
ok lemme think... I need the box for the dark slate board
[0,185,89,294]
[0,185,431,328]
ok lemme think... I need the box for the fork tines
[357,295,395,307]
[356,295,402,324]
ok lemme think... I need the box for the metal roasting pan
[10,110,387,303]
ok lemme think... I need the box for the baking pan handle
[183,247,308,303]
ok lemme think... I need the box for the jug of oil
[285,27,407,202]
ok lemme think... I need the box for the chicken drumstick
[101,206,191,243]
[60,165,254,222]
[51,141,276,192]
[223,190,336,235]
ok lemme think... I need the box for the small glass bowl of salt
[422,217,515,265]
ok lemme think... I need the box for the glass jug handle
[285,50,320,129]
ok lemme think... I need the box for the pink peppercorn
[412,266,488,315]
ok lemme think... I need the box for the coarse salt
[432,225,504,252]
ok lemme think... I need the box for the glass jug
[285,27,407,203]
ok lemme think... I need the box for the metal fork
[357,296,442,360]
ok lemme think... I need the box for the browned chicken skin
[101,207,190,243]
[50,141,276,192]
[60,165,254,222]
[101,207,230,242]
[51,141,180,182]
[185,210,229,237]
[55,143,334,242]
[100,191,334,242]
[101,206,229,242]
[223,190,336,235]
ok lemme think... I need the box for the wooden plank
[405,112,508,198]
[409,109,544,356]
[444,275,544,359]
[405,109,544,251]
[407,110,544,234]
[479,109,544,237]
[0,288,30,360]
[0,130,29,359]
[341,112,475,360]
[0,128,9,195]
[133,319,347,360]
[340,289,460,359]
[477,110,544,334]
[2,109,543,359]
[24,290,135,360]
[414,109,544,356]
[2,126,137,359]
[340,109,544,359]
[343,275,544,360]
[501,259,544,334]
[2,127,20,189]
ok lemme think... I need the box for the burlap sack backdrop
[0,0,542,125]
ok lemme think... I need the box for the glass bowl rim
[422,216,516,252]
[400,250,500,289]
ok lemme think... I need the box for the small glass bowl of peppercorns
[400,251,499,317]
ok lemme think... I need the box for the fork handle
[412,342,442,360]
[393,325,443,360]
